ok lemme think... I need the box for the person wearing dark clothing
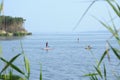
[77,38,79,43]
[46,42,48,48]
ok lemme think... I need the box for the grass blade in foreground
[73,0,96,31]
[94,66,103,79]
[97,49,109,67]
[0,46,2,57]
[103,64,107,80]
[40,63,42,80]
[0,54,25,75]
[96,17,120,45]
[24,56,30,79]
[106,0,120,17]
[108,42,120,60]
[20,41,30,79]
[84,73,98,77]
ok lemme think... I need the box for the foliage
[0,41,42,80]
[0,42,29,80]
[84,0,120,80]
[39,63,42,80]
[0,16,25,25]
[0,16,26,32]
[0,0,3,15]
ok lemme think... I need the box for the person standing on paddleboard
[46,42,48,48]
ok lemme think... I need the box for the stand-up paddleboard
[85,45,92,50]
[42,47,53,50]
[85,47,92,50]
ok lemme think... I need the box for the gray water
[0,32,120,80]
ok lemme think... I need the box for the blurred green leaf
[40,63,42,80]
[116,3,120,11]
[97,49,108,67]
[94,66,103,78]
[84,73,98,77]
[0,46,2,57]
[9,69,13,80]
[108,42,120,59]
[107,0,120,17]
[73,0,96,30]
[90,75,98,80]
[0,54,25,75]
[103,64,107,80]
[98,19,120,44]
[24,56,30,79]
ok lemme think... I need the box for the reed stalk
[83,0,120,80]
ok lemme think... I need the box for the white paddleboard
[85,45,92,50]
[42,47,53,50]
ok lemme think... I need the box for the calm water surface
[0,32,120,80]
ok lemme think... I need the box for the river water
[0,32,120,80]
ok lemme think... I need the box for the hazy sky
[2,0,120,33]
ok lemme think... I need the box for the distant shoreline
[0,16,32,36]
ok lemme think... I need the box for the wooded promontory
[0,16,32,36]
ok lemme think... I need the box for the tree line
[0,16,27,33]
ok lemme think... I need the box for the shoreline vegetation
[0,16,32,36]
[0,0,119,80]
